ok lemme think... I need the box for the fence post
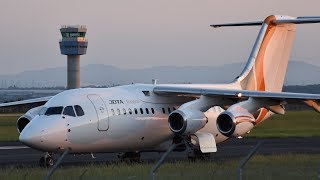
[79,169,88,180]
[237,141,263,180]
[318,161,320,180]
[149,142,184,180]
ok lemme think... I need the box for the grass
[0,154,319,179]
[0,114,21,141]
[0,111,320,141]
[247,111,320,138]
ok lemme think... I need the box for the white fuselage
[20,83,246,153]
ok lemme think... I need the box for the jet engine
[17,106,43,133]
[168,109,208,135]
[216,107,255,137]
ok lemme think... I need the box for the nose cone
[19,116,68,152]
[19,127,41,149]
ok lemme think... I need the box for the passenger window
[168,107,171,114]
[111,109,115,116]
[74,105,85,116]
[45,106,63,116]
[145,108,149,114]
[134,108,138,114]
[123,108,127,115]
[117,109,120,115]
[162,108,165,114]
[63,106,76,117]
[151,108,155,114]
[140,108,144,114]
[129,108,133,115]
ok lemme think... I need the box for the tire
[39,157,45,167]
[45,157,54,167]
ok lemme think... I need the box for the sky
[1,0,320,75]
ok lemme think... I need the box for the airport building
[59,25,88,89]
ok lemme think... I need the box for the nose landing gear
[39,152,54,167]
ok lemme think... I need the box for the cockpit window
[63,106,76,117]
[74,105,85,116]
[45,106,63,116]
[39,107,48,115]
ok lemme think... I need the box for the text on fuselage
[109,100,124,104]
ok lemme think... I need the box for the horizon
[0,60,318,88]
[0,60,317,76]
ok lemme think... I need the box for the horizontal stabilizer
[211,16,320,28]
[211,21,262,28]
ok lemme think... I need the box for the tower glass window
[61,32,86,38]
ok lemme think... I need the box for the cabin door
[87,94,109,131]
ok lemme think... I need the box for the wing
[0,96,52,107]
[153,85,320,112]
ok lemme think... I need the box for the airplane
[2,14,320,167]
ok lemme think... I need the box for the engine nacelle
[17,106,43,133]
[216,109,255,137]
[168,109,208,135]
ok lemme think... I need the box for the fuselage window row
[109,107,174,116]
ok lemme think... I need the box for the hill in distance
[0,61,319,88]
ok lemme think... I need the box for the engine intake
[216,111,236,136]
[168,109,207,135]
[17,116,31,133]
[216,110,255,137]
[16,106,43,133]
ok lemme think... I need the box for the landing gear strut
[39,152,54,167]
[118,151,141,163]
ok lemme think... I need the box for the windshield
[63,106,76,117]
[45,106,63,116]
[39,107,47,115]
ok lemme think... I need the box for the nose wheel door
[87,94,109,131]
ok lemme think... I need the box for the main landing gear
[118,151,141,163]
[187,148,212,161]
[174,135,212,161]
[39,152,54,167]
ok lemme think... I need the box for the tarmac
[0,137,319,167]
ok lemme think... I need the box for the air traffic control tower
[59,25,88,89]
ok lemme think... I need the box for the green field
[0,111,320,141]
[0,114,21,141]
[0,154,319,179]
[247,110,320,138]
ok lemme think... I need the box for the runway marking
[0,146,29,150]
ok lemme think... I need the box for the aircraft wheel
[188,149,211,161]
[39,152,54,167]
[45,156,54,167]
